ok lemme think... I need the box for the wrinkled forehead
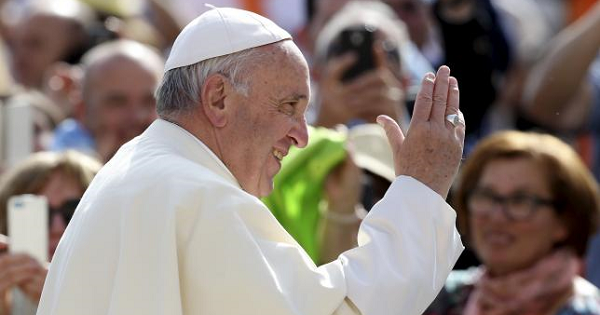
[270,42,310,81]
[244,41,310,102]
[280,41,310,76]
[260,40,309,68]
[251,41,309,82]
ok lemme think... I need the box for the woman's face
[469,157,568,276]
[39,171,83,259]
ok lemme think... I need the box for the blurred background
[1,0,600,313]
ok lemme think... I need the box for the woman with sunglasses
[0,150,101,315]
[425,131,600,315]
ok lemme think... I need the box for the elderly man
[37,7,465,315]
[51,39,164,162]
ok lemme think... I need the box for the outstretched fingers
[377,115,405,177]
[430,66,450,123]
[445,76,465,136]
[411,72,435,122]
[326,53,357,82]
[446,76,460,115]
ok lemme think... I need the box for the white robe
[37,119,463,315]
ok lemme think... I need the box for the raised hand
[0,235,48,315]
[316,43,406,128]
[378,66,464,198]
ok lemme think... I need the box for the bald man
[51,40,164,162]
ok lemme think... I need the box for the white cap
[164,6,292,72]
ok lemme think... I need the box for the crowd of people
[0,0,598,314]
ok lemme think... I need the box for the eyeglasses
[48,198,80,227]
[467,188,555,221]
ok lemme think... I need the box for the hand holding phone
[327,25,377,82]
[6,194,48,315]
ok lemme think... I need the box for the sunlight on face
[223,41,311,197]
[469,158,568,276]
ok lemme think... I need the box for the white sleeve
[335,175,464,315]
[177,175,462,315]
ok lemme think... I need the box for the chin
[257,182,275,198]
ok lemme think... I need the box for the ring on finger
[445,114,464,127]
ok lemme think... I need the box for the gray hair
[155,47,268,120]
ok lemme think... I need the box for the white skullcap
[164,6,292,72]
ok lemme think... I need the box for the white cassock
[37,119,463,315]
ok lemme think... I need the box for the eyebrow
[270,93,310,108]
[284,93,308,101]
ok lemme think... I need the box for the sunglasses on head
[48,198,80,226]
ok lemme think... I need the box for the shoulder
[94,134,243,205]
[425,268,480,315]
[446,268,481,290]
[51,118,95,151]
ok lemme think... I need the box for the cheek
[469,215,486,251]
[99,107,126,127]
[536,216,568,249]
[36,39,66,64]
[469,214,485,236]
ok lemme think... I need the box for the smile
[483,231,514,247]
[273,149,285,161]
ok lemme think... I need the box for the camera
[327,24,401,82]
[327,25,377,82]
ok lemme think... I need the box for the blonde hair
[0,150,102,234]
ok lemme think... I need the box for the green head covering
[262,126,347,263]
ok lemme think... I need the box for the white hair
[155,47,269,120]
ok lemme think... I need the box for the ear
[201,74,230,128]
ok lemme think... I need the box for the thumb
[377,115,405,176]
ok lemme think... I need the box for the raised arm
[522,2,600,130]
[337,66,464,314]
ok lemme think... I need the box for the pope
[37,6,465,315]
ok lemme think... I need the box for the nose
[487,201,514,222]
[289,117,309,148]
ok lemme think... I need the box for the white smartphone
[7,194,48,315]
[7,194,48,262]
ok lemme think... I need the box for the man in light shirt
[37,6,465,315]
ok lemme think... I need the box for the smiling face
[469,157,568,276]
[220,41,310,197]
[84,55,160,161]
